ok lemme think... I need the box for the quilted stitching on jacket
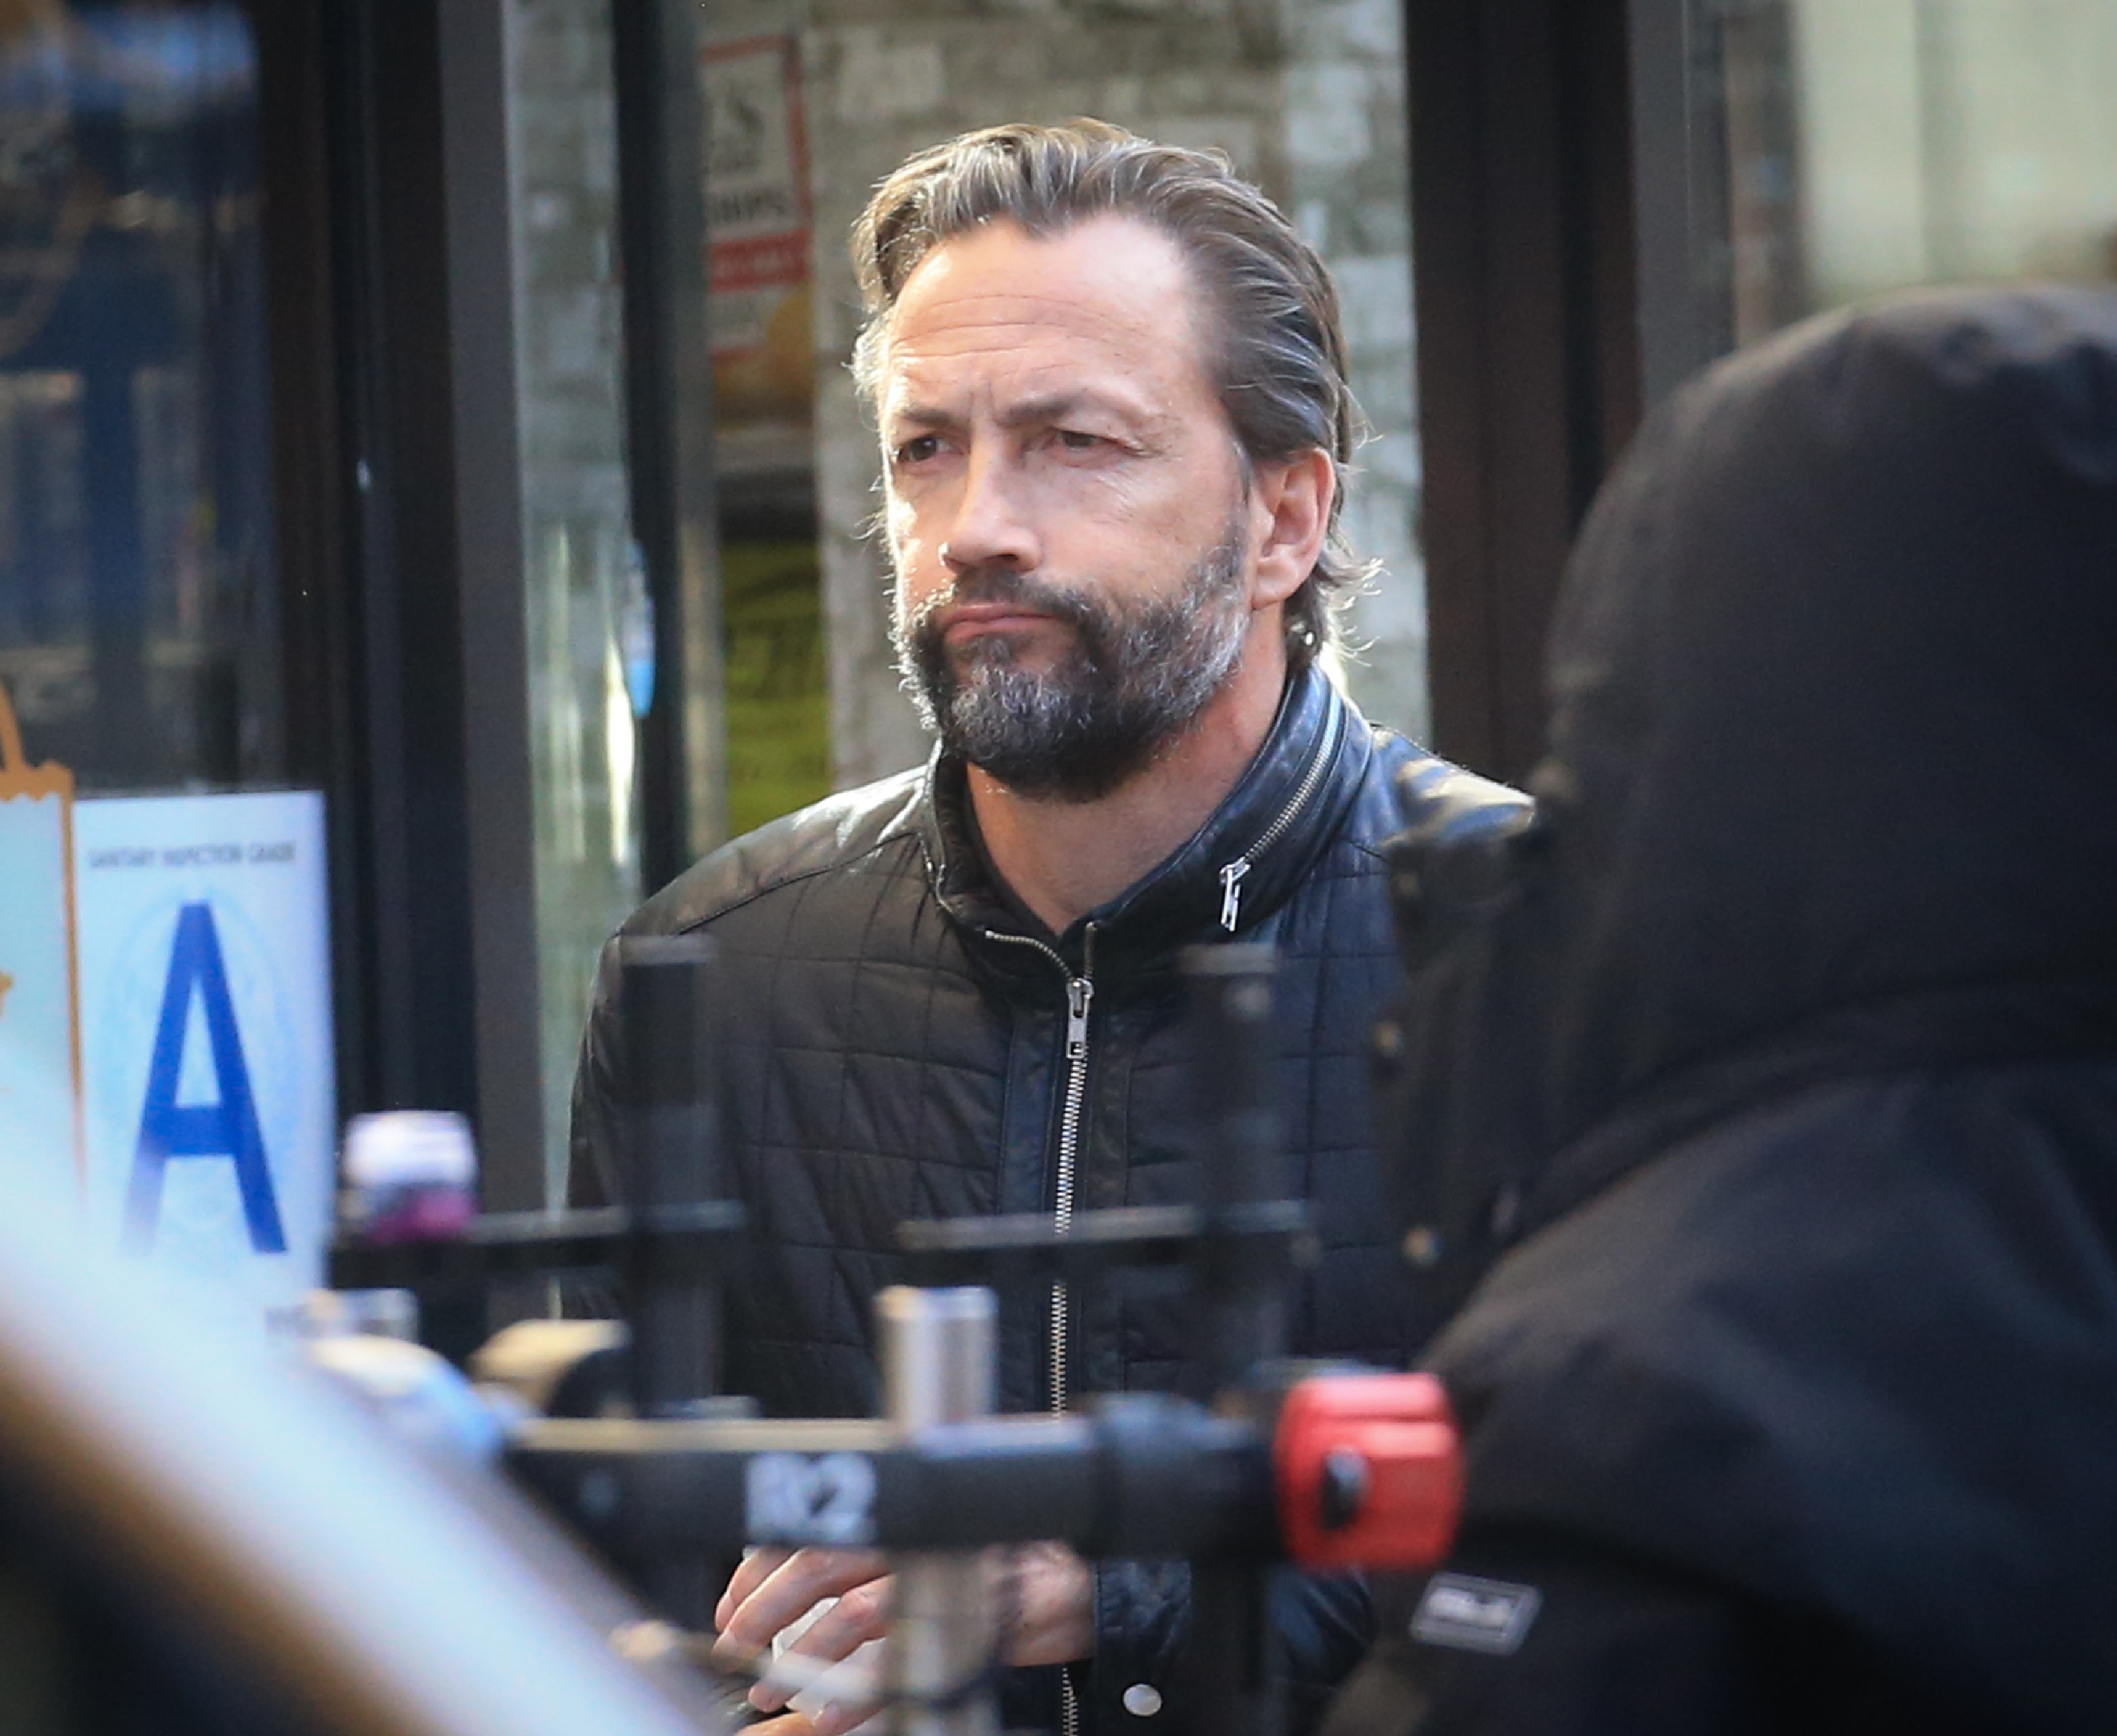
[569,672,1449,1416]
[565,668,1499,1730]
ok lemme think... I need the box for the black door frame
[263,0,543,1215]
[614,0,723,891]
[1408,0,1735,786]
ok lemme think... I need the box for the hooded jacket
[1341,287,2117,1733]
[572,663,1495,1732]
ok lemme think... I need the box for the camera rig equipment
[330,937,1464,1736]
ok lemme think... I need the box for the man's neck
[967,637,1291,935]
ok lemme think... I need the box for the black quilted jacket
[569,664,1485,1732]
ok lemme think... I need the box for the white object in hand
[768,1596,884,1733]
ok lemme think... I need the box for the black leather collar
[917,663,1374,991]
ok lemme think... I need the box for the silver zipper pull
[1218,859,1251,932]
[1065,977,1094,1058]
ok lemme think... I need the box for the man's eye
[893,435,943,466]
[1055,429,1103,451]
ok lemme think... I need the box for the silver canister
[877,1285,999,1736]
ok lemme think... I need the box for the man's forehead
[882,344,1168,427]
[876,215,1216,410]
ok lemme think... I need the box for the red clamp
[1274,1373,1463,1570]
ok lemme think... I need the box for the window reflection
[1703,0,2117,349]
[0,2,277,792]
[509,0,644,1205]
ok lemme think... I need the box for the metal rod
[617,933,725,1627]
[617,934,725,1413]
[1181,944,1288,1397]
[503,1401,1272,1559]
[1178,945,1286,1735]
[878,1287,999,1736]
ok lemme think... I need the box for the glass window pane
[507,0,644,1205]
[0,1,283,791]
[1699,0,2117,349]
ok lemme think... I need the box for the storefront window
[0,4,337,1334]
[0,2,282,790]
[1695,0,2117,349]
[701,0,1430,807]
[506,0,644,1205]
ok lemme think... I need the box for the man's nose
[940,446,1040,574]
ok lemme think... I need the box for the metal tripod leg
[879,1286,999,1736]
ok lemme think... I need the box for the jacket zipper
[979,924,1094,1735]
[1050,966,1094,1417]
[975,922,1099,1416]
[1215,699,1345,933]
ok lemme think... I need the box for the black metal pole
[617,932,725,1627]
[617,935,725,1411]
[1181,943,1289,1395]
[1179,944,1289,1736]
[611,0,720,894]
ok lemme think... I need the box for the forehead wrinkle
[886,380,1171,433]
[883,324,1205,438]
[895,222,1200,331]
[996,389,1136,430]
[912,280,1169,327]
[888,305,1180,377]
[882,344,1176,431]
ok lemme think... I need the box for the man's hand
[713,1544,889,1732]
[712,1543,1096,1734]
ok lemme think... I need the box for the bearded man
[569,121,1515,1735]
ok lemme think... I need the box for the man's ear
[1248,447,1336,609]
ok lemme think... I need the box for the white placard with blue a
[74,792,336,1331]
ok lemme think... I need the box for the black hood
[1387,284,2117,1288]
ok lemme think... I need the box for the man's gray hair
[851,119,1368,666]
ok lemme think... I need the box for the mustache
[905,565,1102,637]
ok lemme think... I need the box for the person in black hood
[1334,284,2117,1733]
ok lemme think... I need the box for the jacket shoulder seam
[652,829,923,936]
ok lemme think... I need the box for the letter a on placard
[124,901,286,1254]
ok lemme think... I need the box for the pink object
[363,1185,477,1246]
[342,1111,479,1244]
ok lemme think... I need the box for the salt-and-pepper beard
[892,511,1253,803]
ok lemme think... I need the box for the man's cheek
[883,503,935,579]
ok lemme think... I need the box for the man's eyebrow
[886,402,962,431]
[885,390,1153,432]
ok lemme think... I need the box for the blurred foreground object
[1353,284,2117,1733]
[333,944,1466,1736]
[0,1161,730,1735]
[340,1113,479,1244]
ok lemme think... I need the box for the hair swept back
[850,119,1369,665]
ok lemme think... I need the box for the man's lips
[938,601,1058,639]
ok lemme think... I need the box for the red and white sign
[703,36,810,313]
